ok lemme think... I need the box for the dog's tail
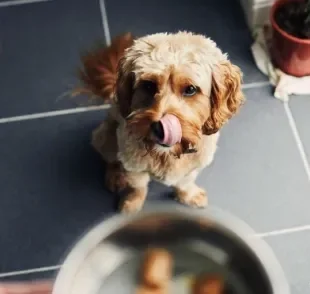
[74,32,134,103]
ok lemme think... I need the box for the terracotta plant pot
[270,0,310,77]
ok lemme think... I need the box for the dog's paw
[119,190,146,213]
[119,198,144,213]
[187,188,208,208]
[175,186,208,208]
[105,164,128,193]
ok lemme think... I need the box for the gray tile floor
[0,0,309,293]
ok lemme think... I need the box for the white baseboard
[240,0,276,31]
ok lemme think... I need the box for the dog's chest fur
[116,121,219,186]
[91,108,219,186]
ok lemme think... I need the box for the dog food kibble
[136,247,223,294]
[136,285,168,294]
[192,275,223,294]
[140,248,173,288]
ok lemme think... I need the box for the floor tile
[266,231,310,294]
[105,0,266,84]
[0,270,56,282]
[289,96,310,164]
[1,87,309,273]
[0,110,115,273]
[0,108,176,273]
[0,0,104,118]
[197,86,310,233]
[0,0,20,3]
[0,0,39,3]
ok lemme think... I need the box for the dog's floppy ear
[115,56,135,118]
[202,60,245,135]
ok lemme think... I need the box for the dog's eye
[183,85,197,97]
[139,80,158,96]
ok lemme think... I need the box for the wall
[240,0,276,30]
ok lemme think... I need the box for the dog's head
[116,32,245,157]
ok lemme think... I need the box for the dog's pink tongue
[159,114,182,146]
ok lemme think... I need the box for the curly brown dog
[78,31,245,213]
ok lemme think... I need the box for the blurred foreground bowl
[53,204,290,294]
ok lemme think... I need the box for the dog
[77,31,245,213]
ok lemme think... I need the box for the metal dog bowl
[53,204,290,294]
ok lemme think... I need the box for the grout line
[283,102,310,182]
[0,105,111,124]
[255,224,310,238]
[0,265,61,278]
[241,81,270,89]
[0,0,51,8]
[99,0,111,45]
[2,223,310,278]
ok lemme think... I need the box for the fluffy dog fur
[79,31,245,213]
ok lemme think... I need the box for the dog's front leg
[118,170,150,213]
[173,170,207,208]
[105,161,150,213]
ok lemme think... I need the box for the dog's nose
[150,121,164,141]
